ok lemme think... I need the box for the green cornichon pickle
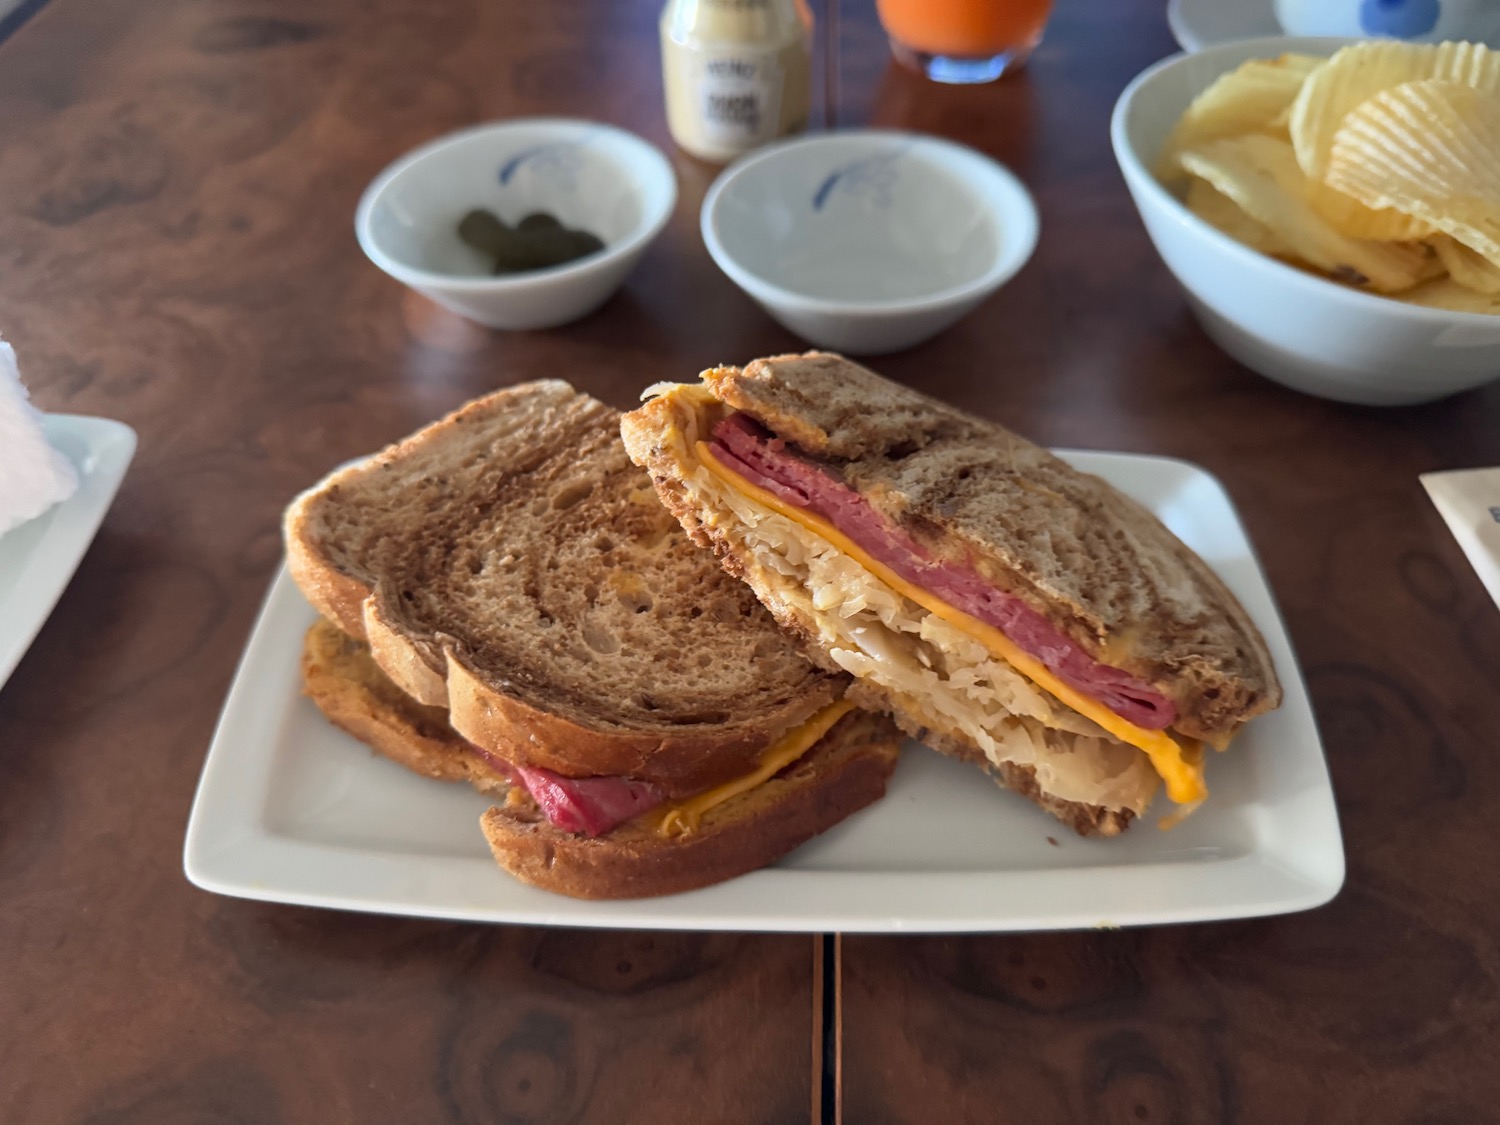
[493,227,608,273]
[461,207,608,274]
[493,230,565,273]
[456,209,510,256]
[558,229,606,259]
[516,212,563,233]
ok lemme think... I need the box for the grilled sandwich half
[621,353,1281,836]
[285,380,900,898]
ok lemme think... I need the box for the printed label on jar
[693,50,784,148]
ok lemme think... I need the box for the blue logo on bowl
[811,147,910,212]
[497,134,599,193]
[1359,0,1441,36]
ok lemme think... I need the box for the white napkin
[0,339,79,535]
[1421,467,1500,611]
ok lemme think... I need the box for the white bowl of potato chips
[1113,36,1500,405]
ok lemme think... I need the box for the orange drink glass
[876,0,1053,82]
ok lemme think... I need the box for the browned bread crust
[301,619,902,899]
[480,710,901,899]
[284,381,847,799]
[687,353,1282,741]
[300,618,508,795]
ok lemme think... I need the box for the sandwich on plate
[621,352,1282,836]
[284,380,900,898]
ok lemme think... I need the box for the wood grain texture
[834,2,1500,1123]
[0,0,829,1120]
[6,0,1500,1120]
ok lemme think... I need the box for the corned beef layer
[709,413,1175,730]
[467,745,664,836]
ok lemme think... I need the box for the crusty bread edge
[443,648,841,801]
[300,624,509,795]
[284,482,376,641]
[364,595,450,707]
[480,712,902,899]
[285,479,457,709]
[282,383,581,699]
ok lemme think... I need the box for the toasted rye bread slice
[284,381,846,800]
[299,618,901,899]
[480,708,900,899]
[301,618,509,795]
[634,353,1281,742]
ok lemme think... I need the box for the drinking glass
[876,0,1054,83]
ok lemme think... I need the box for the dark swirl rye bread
[284,380,902,896]
[285,380,861,795]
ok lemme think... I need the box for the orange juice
[876,0,1052,59]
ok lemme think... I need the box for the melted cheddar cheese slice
[695,441,1207,805]
[658,699,856,837]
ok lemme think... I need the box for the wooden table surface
[3,0,1498,1122]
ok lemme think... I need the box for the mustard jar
[660,0,814,163]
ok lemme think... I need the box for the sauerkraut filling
[676,446,1159,814]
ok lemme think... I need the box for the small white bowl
[701,130,1039,355]
[356,119,677,330]
[1112,36,1500,406]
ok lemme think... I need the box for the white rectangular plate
[0,416,138,692]
[184,451,1343,931]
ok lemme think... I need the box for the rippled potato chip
[1397,277,1500,314]
[1158,54,1322,177]
[1429,235,1500,295]
[1326,79,1500,268]
[1289,41,1499,180]
[1158,42,1499,313]
[1184,176,1293,256]
[1305,178,1434,242]
[1178,135,1436,293]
